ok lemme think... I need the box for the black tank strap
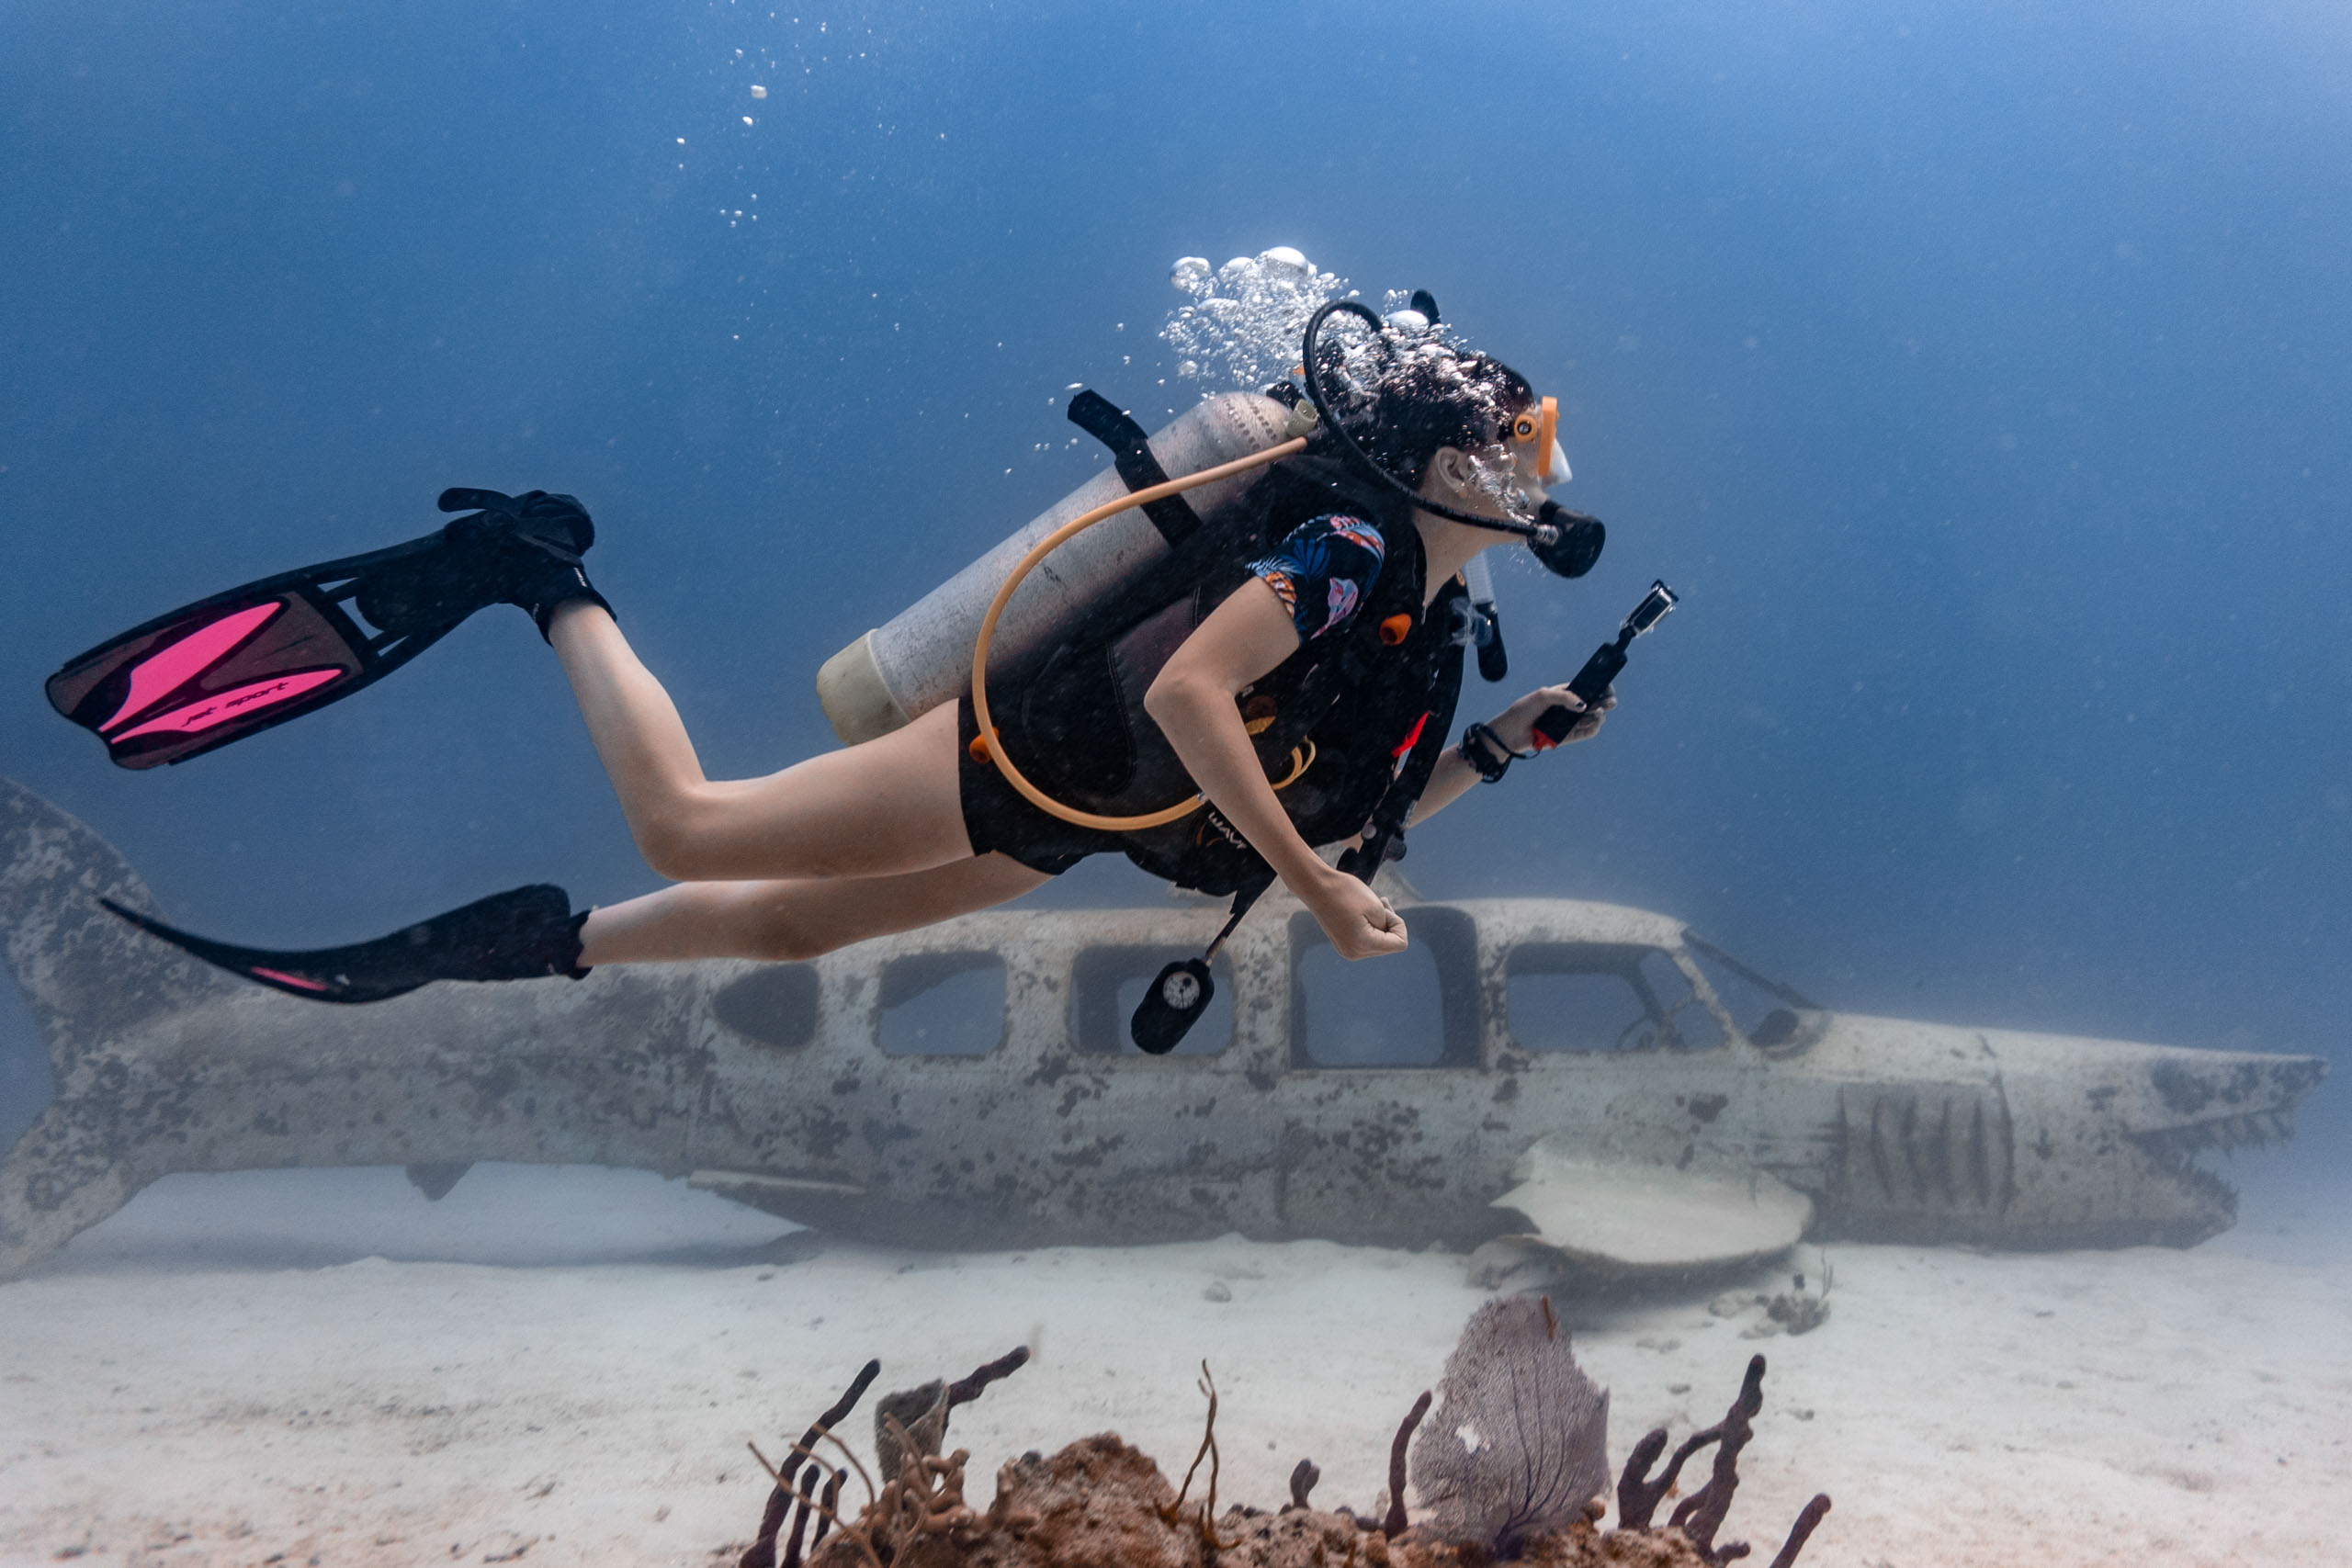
[1338,643,1465,884]
[1067,389,1205,547]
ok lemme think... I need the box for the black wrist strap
[1458,721,1528,784]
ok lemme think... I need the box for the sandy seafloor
[2,1155,2346,1568]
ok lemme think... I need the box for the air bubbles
[1462,447,1539,524]
[742,116,755,126]
[1162,245,1345,391]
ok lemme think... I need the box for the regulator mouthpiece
[1530,501,1605,579]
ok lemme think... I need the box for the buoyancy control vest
[984,427,1472,898]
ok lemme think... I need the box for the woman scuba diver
[59,299,1623,1037]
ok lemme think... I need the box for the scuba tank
[816,391,1305,744]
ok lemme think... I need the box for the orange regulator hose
[969,434,1310,831]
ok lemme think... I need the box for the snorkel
[1297,299,1606,580]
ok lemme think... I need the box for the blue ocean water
[2,0,2346,1161]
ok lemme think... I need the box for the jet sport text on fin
[45,488,606,769]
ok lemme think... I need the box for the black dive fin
[437,487,522,514]
[100,885,588,1005]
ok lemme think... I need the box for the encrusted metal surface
[0,774,2327,1278]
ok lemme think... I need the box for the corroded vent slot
[1834,1087,2014,1216]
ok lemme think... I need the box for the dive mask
[1504,397,1600,577]
[1508,394,1572,488]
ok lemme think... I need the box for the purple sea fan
[1408,1295,1611,1554]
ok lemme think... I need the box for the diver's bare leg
[547,603,972,881]
[576,854,1051,965]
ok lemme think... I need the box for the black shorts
[956,694,1124,876]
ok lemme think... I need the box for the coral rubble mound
[803,1431,1702,1567]
[739,1302,1830,1568]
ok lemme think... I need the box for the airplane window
[1684,935,1815,1047]
[1644,951,1729,1050]
[1071,947,1233,1055]
[711,963,821,1053]
[1295,939,1446,1065]
[877,953,1006,1056]
[1288,908,1480,1067]
[1506,943,1724,1053]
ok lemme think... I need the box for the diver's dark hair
[1311,334,1535,491]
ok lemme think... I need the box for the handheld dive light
[1532,581,1679,747]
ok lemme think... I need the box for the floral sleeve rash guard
[1248,514,1387,642]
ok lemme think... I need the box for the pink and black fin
[44,534,460,770]
[99,885,590,1005]
[45,488,600,770]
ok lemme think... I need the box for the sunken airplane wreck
[0,773,2326,1281]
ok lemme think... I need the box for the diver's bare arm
[1146,582,1408,960]
[1408,682,1614,824]
[1408,750,1483,822]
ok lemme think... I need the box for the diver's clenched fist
[1304,865,1409,960]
